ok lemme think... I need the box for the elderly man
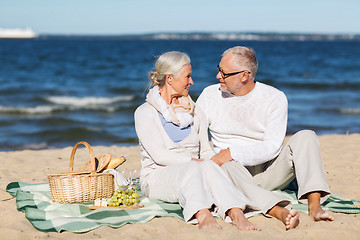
[197,46,334,230]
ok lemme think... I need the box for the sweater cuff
[228,146,239,160]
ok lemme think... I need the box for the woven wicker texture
[47,141,114,204]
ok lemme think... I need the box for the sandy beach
[0,134,359,240]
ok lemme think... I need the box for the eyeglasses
[217,65,250,79]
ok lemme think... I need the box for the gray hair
[149,51,191,86]
[222,46,258,78]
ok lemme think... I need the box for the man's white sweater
[196,82,288,166]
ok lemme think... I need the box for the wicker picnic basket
[47,141,115,204]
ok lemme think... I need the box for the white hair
[149,51,191,86]
[222,46,258,78]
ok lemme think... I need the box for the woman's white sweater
[134,102,215,182]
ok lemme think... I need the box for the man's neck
[234,81,256,97]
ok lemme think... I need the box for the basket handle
[69,141,96,173]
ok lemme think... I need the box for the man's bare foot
[307,191,334,222]
[227,208,257,230]
[309,205,334,221]
[268,205,300,230]
[195,209,222,230]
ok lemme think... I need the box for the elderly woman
[134,51,259,230]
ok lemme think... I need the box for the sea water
[0,37,359,150]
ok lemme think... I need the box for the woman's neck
[159,86,180,105]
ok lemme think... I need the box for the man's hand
[211,148,232,166]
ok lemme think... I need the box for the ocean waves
[46,95,134,106]
[1,39,359,151]
[0,105,63,114]
[323,108,360,115]
[0,95,136,115]
[0,125,139,151]
[339,108,360,115]
[262,79,360,91]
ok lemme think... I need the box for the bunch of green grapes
[108,186,140,207]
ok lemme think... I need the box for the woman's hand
[191,158,204,163]
[211,148,232,166]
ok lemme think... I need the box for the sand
[0,134,359,240]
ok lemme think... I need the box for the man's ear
[241,71,250,83]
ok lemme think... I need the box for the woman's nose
[189,77,194,85]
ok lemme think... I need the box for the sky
[1,0,359,35]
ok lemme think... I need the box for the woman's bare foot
[268,205,300,230]
[227,208,257,230]
[285,209,300,230]
[195,209,222,230]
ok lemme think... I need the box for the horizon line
[38,31,360,36]
[34,32,360,42]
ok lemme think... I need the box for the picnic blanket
[6,181,360,233]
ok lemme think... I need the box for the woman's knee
[221,161,246,172]
[200,159,218,169]
[183,162,204,181]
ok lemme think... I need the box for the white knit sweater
[134,102,215,181]
[196,82,288,166]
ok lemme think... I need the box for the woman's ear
[166,74,172,85]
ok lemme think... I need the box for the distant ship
[0,27,38,39]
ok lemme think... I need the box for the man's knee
[293,130,316,139]
[291,130,319,144]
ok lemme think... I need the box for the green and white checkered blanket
[6,182,360,233]
[6,182,184,233]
